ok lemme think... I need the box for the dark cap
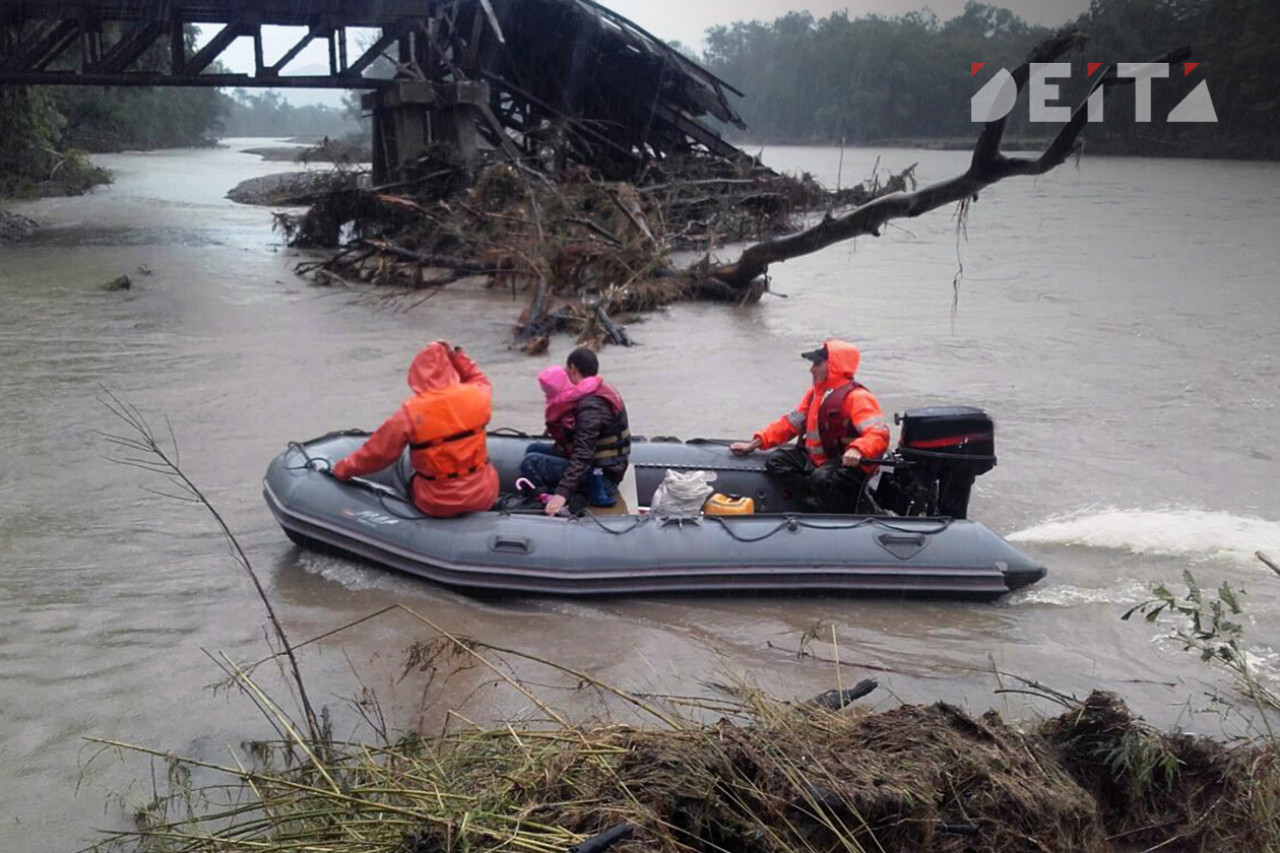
[801,344,828,363]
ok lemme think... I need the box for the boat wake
[1015,579,1152,607]
[1008,507,1280,567]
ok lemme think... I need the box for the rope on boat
[284,439,959,536]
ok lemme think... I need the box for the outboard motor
[872,406,996,518]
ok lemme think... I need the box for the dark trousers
[765,446,870,513]
[518,442,616,506]
[518,442,569,491]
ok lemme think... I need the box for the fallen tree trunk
[706,33,1192,288]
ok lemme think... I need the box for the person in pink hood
[520,348,630,515]
[333,341,499,517]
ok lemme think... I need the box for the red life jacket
[817,381,865,461]
[403,383,490,480]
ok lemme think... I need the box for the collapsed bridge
[0,0,749,182]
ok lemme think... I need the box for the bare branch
[97,387,326,749]
[705,34,1192,287]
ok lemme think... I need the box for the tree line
[697,0,1280,158]
[0,25,357,198]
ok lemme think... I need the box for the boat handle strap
[490,534,532,554]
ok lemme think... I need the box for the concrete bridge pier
[365,80,489,186]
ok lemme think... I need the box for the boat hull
[263,432,1047,599]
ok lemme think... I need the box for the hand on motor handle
[841,447,863,468]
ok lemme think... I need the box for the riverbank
[225,170,362,206]
[98,649,1280,853]
[240,133,372,165]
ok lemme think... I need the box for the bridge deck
[0,1,427,26]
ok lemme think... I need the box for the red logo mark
[1184,62,1199,77]
[1087,62,1102,76]
[971,62,986,77]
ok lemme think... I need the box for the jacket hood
[538,365,574,401]
[824,339,861,381]
[406,343,460,393]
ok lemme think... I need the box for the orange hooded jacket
[753,339,890,470]
[333,343,499,517]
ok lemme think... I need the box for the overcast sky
[207,0,1094,107]
[603,0,1091,51]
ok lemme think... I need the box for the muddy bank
[0,208,37,241]
[102,680,1279,853]
[241,135,372,165]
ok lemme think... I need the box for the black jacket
[554,394,630,497]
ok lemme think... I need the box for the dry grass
[79,607,1280,853]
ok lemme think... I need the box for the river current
[2,140,1278,849]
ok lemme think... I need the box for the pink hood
[540,364,603,425]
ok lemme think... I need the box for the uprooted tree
[281,27,1190,353]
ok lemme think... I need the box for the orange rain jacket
[333,343,499,517]
[753,339,891,471]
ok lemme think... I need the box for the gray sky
[605,0,1091,51]
[206,0,1093,107]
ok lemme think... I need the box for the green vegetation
[0,25,223,197]
[220,89,360,139]
[1125,565,1280,729]
[699,0,1280,158]
[0,87,112,197]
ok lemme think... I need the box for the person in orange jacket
[730,339,890,513]
[333,341,499,517]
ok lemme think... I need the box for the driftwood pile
[276,21,1184,354]
[280,148,915,353]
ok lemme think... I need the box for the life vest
[814,380,865,462]
[403,383,490,480]
[589,382,630,465]
[592,420,631,463]
[545,385,631,465]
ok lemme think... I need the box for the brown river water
[2,140,1279,849]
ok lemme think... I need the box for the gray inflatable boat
[263,408,1046,599]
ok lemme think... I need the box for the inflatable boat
[263,407,1047,599]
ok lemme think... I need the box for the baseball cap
[801,344,828,362]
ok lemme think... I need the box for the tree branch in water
[704,33,1192,288]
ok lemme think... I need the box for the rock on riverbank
[0,208,37,242]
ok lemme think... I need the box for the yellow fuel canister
[704,493,755,515]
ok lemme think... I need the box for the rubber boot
[586,469,616,507]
